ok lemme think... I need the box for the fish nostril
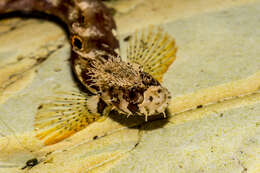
[79,15,86,24]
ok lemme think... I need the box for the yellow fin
[34,91,102,145]
[127,26,177,83]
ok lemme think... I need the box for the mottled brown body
[0,0,176,145]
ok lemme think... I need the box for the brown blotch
[127,103,139,114]
[197,105,203,109]
[123,35,131,42]
[141,72,160,86]
[97,99,107,114]
[37,105,43,110]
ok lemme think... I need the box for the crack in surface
[0,18,39,37]
[0,43,65,97]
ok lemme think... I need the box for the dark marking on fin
[34,91,102,145]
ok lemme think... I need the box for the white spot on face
[114,48,120,54]
[46,0,60,6]
[75,64,82,74]
[74,49,101,60]
[69,8,78,21]
[101,44,109,48]
[75,64,85,85]
[112,29,117,37]
[78,2,92,11]
[72,24,104,38]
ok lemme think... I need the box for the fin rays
[34,91,101,145]
[127,26,177,83]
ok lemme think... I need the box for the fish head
[128,72,171,119]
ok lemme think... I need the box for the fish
[0,0,177,145]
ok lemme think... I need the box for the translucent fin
[127,26,177,82]
[34,91,102,145]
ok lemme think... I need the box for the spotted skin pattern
[0,0,176,145]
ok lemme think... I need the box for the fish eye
[72,35,84,50]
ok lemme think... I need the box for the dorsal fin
[126,26,177,83]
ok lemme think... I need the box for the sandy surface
[0,0,259,172]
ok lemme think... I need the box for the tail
[0,0,79,24]
[0,0,119,49]
[0,0,58,14]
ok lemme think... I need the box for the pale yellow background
[0,0,259,172]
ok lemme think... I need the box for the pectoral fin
[126,26,177,83]
[34,91,102,145]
